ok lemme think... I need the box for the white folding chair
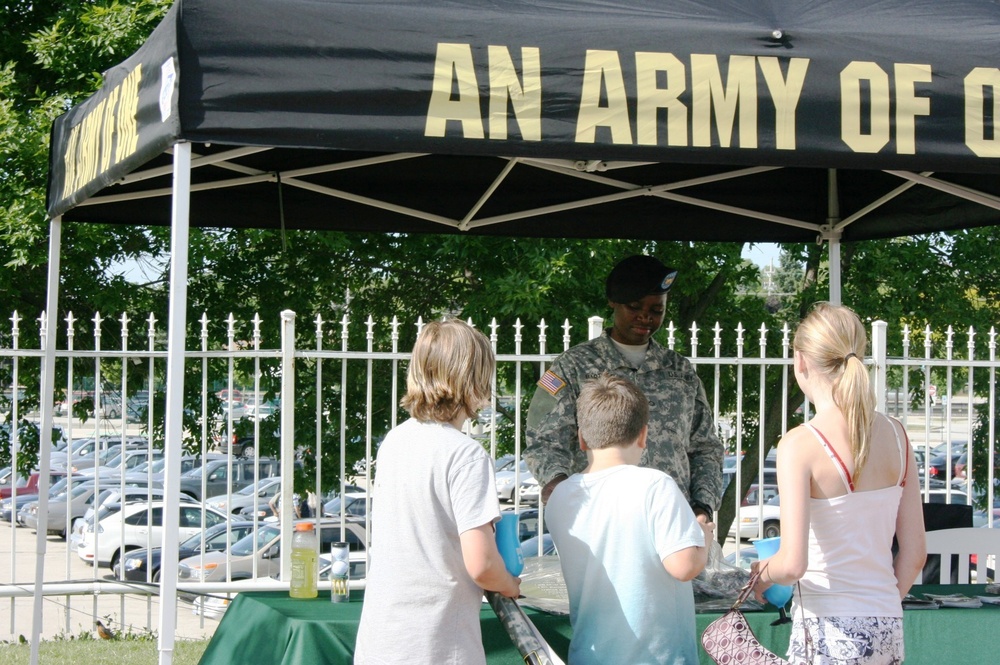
[917,527,1000,584]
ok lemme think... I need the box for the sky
[111,242,786,282]
[741,242,782,268]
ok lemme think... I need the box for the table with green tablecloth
[198,585,999,665]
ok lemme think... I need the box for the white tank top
[795,415,908,619]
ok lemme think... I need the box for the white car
[726,485,780,540]
[728,495,782,541]
[77,500,229,570]
[495,459,535,503]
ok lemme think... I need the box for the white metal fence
[1,310,997,640]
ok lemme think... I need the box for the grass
[0,636,209,664]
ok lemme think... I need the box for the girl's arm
[893,440,927,597]
[755,430,812,587]
[460,523,521,598]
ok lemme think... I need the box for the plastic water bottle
[330,541,350,603]
[290,522,318,598]
[495,512,524,576]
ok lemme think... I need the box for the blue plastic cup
[753,536,793,607]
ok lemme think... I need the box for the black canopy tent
[36,1,1000,663]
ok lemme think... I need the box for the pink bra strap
[804,424,855,492]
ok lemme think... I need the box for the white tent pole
[30,216,61,665]
[279,310,297,582]
[828,239,842,306]
[158,141,192,665]
[826,169,842,305]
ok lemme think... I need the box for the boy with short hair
[546,373,714,664]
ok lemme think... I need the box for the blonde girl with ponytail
[750,303,926,665]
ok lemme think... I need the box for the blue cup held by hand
[495,512,524,576]
[753,536,793,608]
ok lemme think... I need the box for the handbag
[701,566,790,665]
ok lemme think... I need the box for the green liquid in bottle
[290,547,318,598]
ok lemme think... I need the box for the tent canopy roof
[47,0,1000,241]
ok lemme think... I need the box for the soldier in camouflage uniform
[524,255,725,520]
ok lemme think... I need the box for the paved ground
[0,520,221,643]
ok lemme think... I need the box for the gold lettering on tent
[60,64,142,200]
[691,54,758,148]
[425,43,485,139]
[894,64,932,155]
[758,57,809,150]
[488,46,541,141]
[841,62,891,153]
[965,67,1000,158]
[635,52,687,146]
[576,50,633,144]
[116,65,141,162]
[99,86,119,175]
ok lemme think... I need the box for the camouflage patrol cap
[605,255,678,303]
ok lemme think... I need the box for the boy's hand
[699,519,716,546]
[500,575,522,599]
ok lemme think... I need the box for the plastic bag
[693,540,760,611]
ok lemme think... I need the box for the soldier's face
[608,294,667,345]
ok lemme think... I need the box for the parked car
[727,484,781,540]
[928,450,966,480]
[117,520,257,582]
[178,457,280,501]
[2,492,43,525]
[178,517,366,583]
[729,495,783,540]
[245,399,279,421]
[20,482,106,539]
[56,446,127,472]
[50,435,148,466]
[76,500,229,570]
[207,476,282,516]
[0,466,29,499]
[124,453,223,489]
[76,448,164,478]
[519,533,556,556]
[495,459,535,503]
[320,491,369,520]
[502,507,550,545]
[6,472,86,523]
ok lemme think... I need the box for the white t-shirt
[354,418,500,664]
[547,465,705,665]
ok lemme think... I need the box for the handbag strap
[730,566,765,611]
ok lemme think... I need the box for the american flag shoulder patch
[538,370,567,396]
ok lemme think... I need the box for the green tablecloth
[198,585,999,665]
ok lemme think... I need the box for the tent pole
[30,216,61,665]
[158,142,192,665]
[826,169,842,305]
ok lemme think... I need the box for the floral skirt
[788,616,903,665]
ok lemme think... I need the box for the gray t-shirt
[355,418,500,664]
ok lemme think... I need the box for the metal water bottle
[290,522,318,598]
[330,541,350,602]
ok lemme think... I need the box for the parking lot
[1,519,224,642]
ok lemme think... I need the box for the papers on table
[922,593,984,608]
[976,595,1000,605]
[901,595,939,610]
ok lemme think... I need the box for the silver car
[178,518,366,582]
